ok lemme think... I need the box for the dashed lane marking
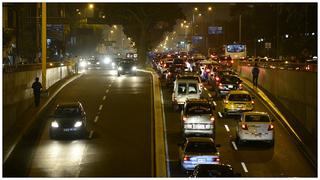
[232,141,238,151]
[224,125,230,132]
[213,101,217,106]
[105,89,109,93]
[89,130,94,139]
[241,162,248,172]
[99,105,103,111]
[94,116,99,123]
[208,93,212,97]
[102,96,106,101]
[218,112,223,118]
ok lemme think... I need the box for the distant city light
[208,7,212,11]
[89,4,94,9]
[285,34,289,38]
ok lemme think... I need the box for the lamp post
[41,2,47,90]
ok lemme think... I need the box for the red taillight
[231,60,234,64]
[215,77,220,81]
[241,123,248,130]
[268,124,274,131]
[213,157,220,162]
[183,116,188,121]
[164,64,167,68]
[206,69,210,73]
[183,156,190,161]
[251,100,255,104]
[210,116,215,121]
[219,83,222,86]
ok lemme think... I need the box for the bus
[224,44,246,60]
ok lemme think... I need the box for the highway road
[27,69,154,177]
[161,79,316,177]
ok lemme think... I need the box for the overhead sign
[265,42,271,49]
[192,36,203,44]
[208,26,223,35]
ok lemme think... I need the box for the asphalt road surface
[27,69,153,177]
[161,78,316,177]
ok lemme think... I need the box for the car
[216,75,243,97]
[190,164,241,177]
[49,102,87,139]
[223,90,254,116]
[172,78,203,110]
[100,56,116,69]
[181,99,215,137]
[86,56,101,69]
[179,137,221,171]
[236,111,275,146]
[117,59,137,76]
[175,72,202,89]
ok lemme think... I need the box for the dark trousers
[253,76,258,87]
[34,93,40,107]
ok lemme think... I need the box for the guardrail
[239,60,317,72]
[2,59,75,73]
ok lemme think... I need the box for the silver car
[179,137,221,171]
[182,99,215,137]
[236,111,275,146]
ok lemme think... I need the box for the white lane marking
[105,89,109,93]
[208,93,212,97]
[231,141,238,151]
[213,101,217,106]
[102,96,106,101]
[89,131,94,139]
[218,112,223,118]
[241,162,248,172]
[99,105,103,111]
[224,125,230,132]
[94,116,99,123]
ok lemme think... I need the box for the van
[172,79,202,110]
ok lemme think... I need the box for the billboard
[226,44,245,53]
[192,36,203,44]
[208,26,223,35]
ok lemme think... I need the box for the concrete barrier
[237,65,317,139]
[3,66,75,135]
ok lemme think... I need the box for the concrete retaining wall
[237,65,317,138]
[3,66,74,134]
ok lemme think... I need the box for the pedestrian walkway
[3,73,83,163]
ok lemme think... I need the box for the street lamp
[208,6,212,11]
[89,4,94,9]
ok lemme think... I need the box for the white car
[236,111,275,146]
[172,79,202,110]
[179,137,221,171]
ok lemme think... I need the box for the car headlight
[132,66,137,71]
[104,57,111,64]
[80,61,87,67]
[112,62,115,66]
[51,121,59,128]
[118,67,123,71]
[87,62,91,65]
[74,121,83,128]
[96,62,100,65]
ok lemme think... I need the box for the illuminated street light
[194,7,198,11]
[110,30,114,34]
[76,8,79,12]
[89,4,94,9]
[185,25,189,28]
[285,34,289,38]
[208,7,212,11]
[128,37,131,41]
[198,13,202,17]
[102,15,105,19]
[113,25,117,29]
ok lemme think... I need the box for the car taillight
[164,64,167,68]
[183,116,188,121]
[224,100,228,104]
[268,124,274,131]
[251,100,255,104]
[215,77,220,81]
[183,156,190,161]
[241,123,248,130]
[231,60,234,64]
[206,69,210,73]
[210,116,215,121]
[213,157,220,162]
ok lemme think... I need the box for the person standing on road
[252,63,260,88]
[32,77,42,107]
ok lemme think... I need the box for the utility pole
[41,2,47,90]
[36,3,40,63]
[239,14,242,43]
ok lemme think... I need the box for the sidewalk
[3,73,83,163]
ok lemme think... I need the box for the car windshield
[221,76,239,83]
[55,106,81,116]
[185,142,217,153]
[245,115,270,122]
[186,104,211,114]
[120,61,134,66]
[188,83,198,94]
[178,83,187,94]
[228,94,251,101]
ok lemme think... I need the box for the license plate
[228,85,233,88]
[197,158,206,163]
[194,124,205,129]
[63,128,75,132]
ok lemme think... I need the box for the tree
[101,4,185,66]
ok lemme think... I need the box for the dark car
[86,56,101,69]
[216,75,242,97]
[117,59,137,76]
[190,164,241,177]
[49,102,87,139]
